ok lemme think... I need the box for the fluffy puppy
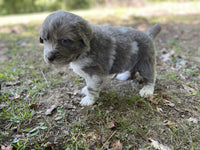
[40,10,161,106]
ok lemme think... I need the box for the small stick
[101,130,117,149]
[41,70,48,83]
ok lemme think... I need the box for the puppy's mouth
[44,54,81,65]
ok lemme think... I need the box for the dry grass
[0,1,200,149]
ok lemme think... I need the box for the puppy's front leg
[80,75,104,106]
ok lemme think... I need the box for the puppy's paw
[116,71,131,81]
[80,96,95,106]
[139,85,154,98]
[81,86,88,96]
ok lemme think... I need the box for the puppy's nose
[47,55,55,62]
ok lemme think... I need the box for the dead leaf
[14,93,20,99]
[72,101,79,107]
[182,84,195,94]
[163,120,176,128]
[29,104,37,110]
[187,117,198,124]
[20,42,27,47]
[1,145,13,150]
[5,81,21,86]
[112,140,123,150]
[64,103,76,109]
[55,116,63,121]
[41,141,56,147]
[179,74,186,80]
[194,84,200,90]
[15,134,24,138]
[107,121,115,129]
[164,100,175,107]
[148,137,172,150]
[161,50,175,62]
[192,56,200,63]
[26,93,30,98]
[45,105,57,116]
[11,127,17,132]
[0,103,8,109]
[156,106,163,113]
[150,96,159,105]
[67,92,73,98]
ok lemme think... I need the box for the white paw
[81,86,88,96]
[139,85,154,97]
[116,71,130,81]
[80,96,95,106]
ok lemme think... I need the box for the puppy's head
[40,10,93,65]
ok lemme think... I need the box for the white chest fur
[69,58,92,77]
[69,62,84,77]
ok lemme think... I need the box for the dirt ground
[0,2,200,150]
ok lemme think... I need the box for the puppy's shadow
[83,78,151,127]
[95,78,146,111]
[102,77,140,97]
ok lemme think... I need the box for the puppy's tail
[144,24,161,40]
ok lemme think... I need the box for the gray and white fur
[40,10,161,106]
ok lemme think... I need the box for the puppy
[40,10,161,106]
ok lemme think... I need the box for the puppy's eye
[40,37,44,44]
[59,39,70,46]
[62,39,68,45]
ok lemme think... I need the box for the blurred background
[0,0,198,15]
[0,0,199,27]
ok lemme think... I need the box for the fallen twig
[101,130,117,149]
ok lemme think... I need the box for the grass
[1,1,200,149]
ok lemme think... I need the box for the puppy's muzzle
[47,55,56,62]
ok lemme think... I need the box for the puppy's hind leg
[137,58,156,98]
[139,82,155,97]
[116,71,131,81]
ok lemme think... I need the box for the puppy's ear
[76,21,93,49]
[40,37,44,44]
